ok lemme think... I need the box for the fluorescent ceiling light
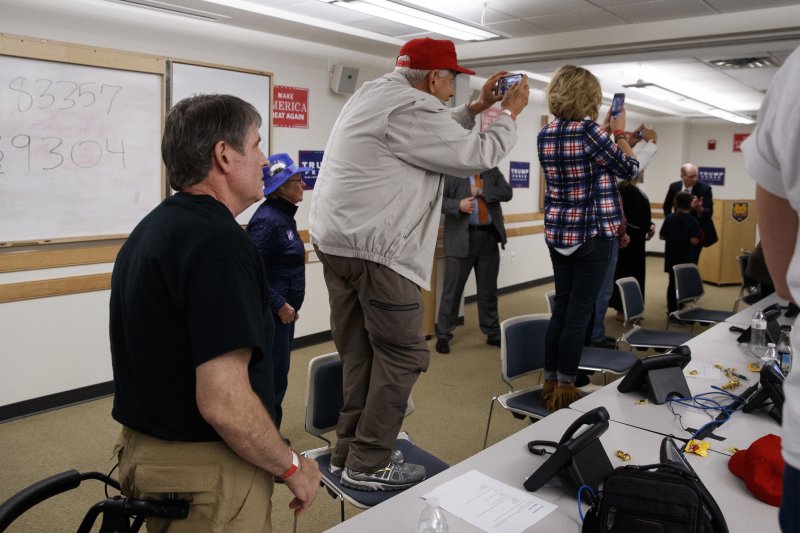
[319,0,504,41]
[623,80,754,124]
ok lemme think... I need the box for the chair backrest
[737,254,750,280]
[544,290,555,314]
[500,314,549,383]
[305,352,344,437]
[305,352,414,439]
[615,277,645,322]
[673,263,704,306]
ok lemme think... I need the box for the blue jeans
[271,319,295,429]
[546,237,613,379]
[781,463,800,532]
[591,242,619,343]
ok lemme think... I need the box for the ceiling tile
[524,9,627,33]
[490,0,594,19]
[603,0,715,23]
[703,0,800,12]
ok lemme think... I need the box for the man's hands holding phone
[469,71,529,118]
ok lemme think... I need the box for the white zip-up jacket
[309,71,517,290]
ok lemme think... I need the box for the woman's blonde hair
[546,65,602,121]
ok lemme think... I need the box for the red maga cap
[728,433,784,507]
[396,38,475,75]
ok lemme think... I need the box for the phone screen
[496,74,522,96]
[611,92,625,117]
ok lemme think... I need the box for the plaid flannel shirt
[537,118,639,248]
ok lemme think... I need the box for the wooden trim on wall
[651,202,665,220]
[505,212,543,223]
[0,244,121,273]
[0,273,110,303]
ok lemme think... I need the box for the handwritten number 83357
[8,77,122,114]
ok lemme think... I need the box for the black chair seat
[625,328,693,349]
[675,308,734,323]
[500,388,552,419]
[579,347,637,374]
[309,437,449,507]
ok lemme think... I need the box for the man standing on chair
[309,38,529,491]
[110,94,320,531]
[436,167,512,354]
[663,163,717,252]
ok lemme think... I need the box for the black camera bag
[582,463,727,533]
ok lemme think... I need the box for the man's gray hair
[162,94,262,191]
[395,62,453,85]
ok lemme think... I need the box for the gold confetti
[748,362,762,372]
[722,378,740,389]
[689,369,699,376]
[685,439,710,457]
[616,449,631,461]
[714,364,724,370]
[727,446,740,454]
[636,399,648,406]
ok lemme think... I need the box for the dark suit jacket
[442,167,512,258]
[662,180,717,246]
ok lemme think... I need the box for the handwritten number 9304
[8,77,122,114]
[0,135,127,173]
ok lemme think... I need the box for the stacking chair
[734,253,762,312]
[669,263,734,329]
[483,314,552,449]
[299,352,448,527]
[544,290,555,313]
[615,277,693,351]
[544,290,637,383]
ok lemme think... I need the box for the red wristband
[612,129,625,137]
[501,108,517,121]
[279,451,300,480]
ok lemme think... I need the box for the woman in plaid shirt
[537,65,639,411]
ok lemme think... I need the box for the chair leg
[483,397,498,450]
[340,498,345,522]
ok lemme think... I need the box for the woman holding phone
[537,65,639,411]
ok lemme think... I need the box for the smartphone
[610,92,625,117]
[495,74,522,96]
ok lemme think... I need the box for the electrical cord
[527,440,558,456]
[666,386,750,440]
[577,484,597,522]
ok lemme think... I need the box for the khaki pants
[114,427,273,533]
[316,249,430,472]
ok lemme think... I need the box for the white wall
[0,0,389,405]
[0,0,761,407]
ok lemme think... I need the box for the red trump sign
[273,85,309,128]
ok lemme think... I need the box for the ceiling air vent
[707,56,780,69]
[104,0,231,21]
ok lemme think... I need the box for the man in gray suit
[436,167,512,353]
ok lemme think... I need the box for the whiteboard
[170,62,272,224]
[0,54,163,244]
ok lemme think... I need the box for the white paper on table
[421,469,557,533]
[684,362,722,380]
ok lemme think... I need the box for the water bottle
[749,309,767,357]
[417,497,449,533]
[778,325,793,375]
[762,342,778,363]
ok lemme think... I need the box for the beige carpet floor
[0,257,740,532]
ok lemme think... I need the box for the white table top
[570,322,780,454]
[324,409,779,532]
[725,293,792,326]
